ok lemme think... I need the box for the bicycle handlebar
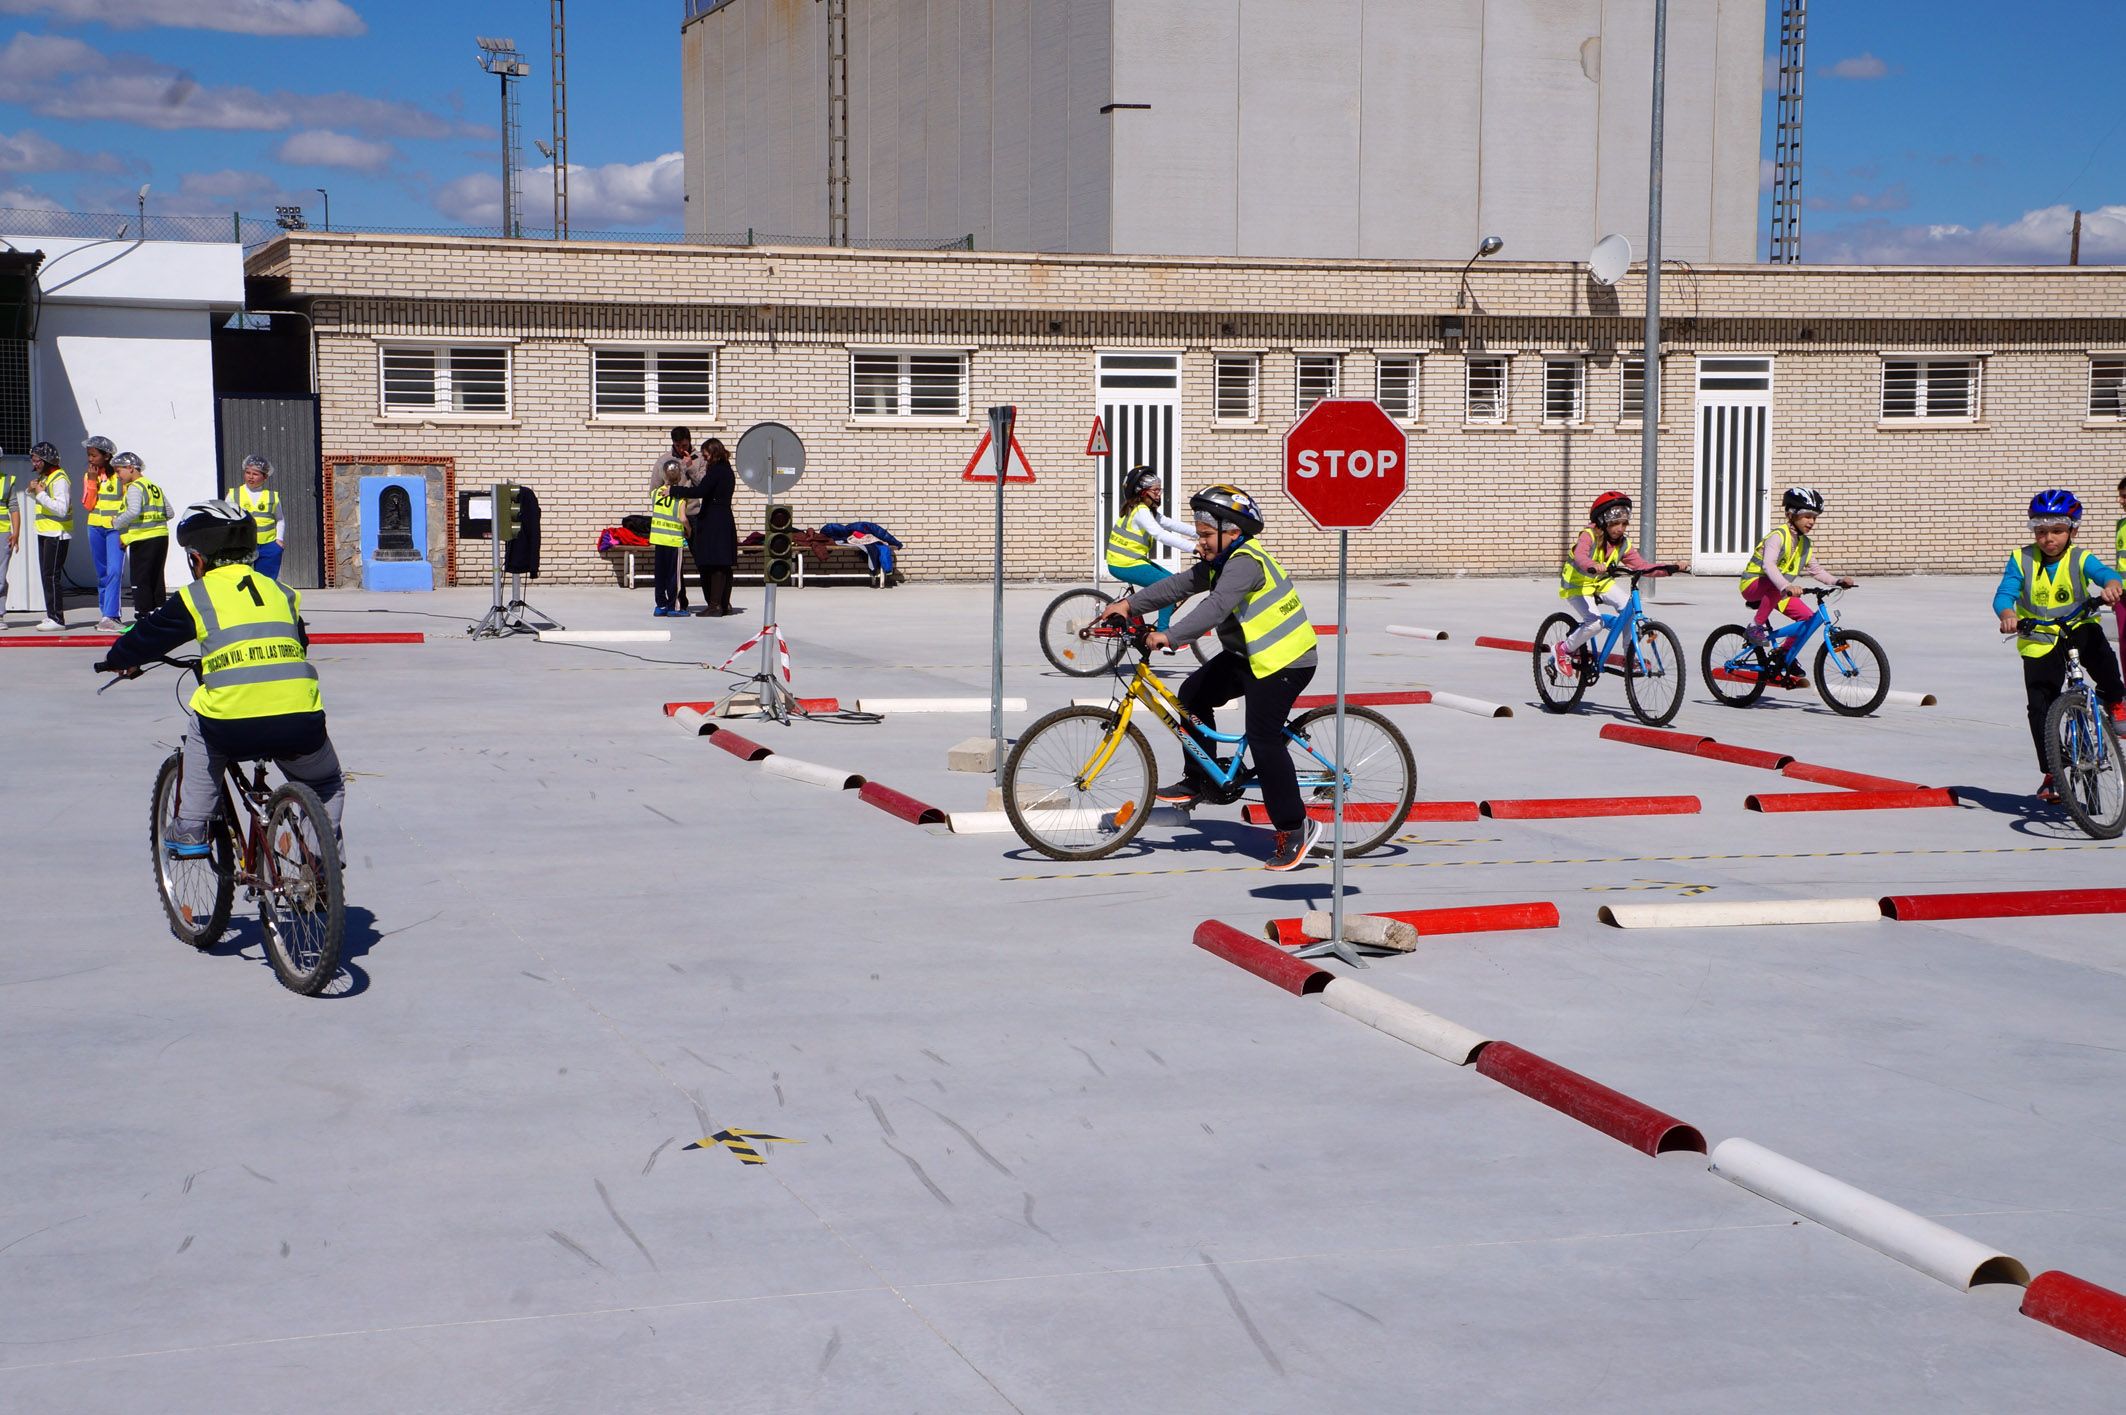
[1624,564,1684,581]
[93,653,199,692]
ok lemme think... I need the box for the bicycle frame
[1757,595,1833,669]
[1078,656,1339,796]
[1579,579,1663,680]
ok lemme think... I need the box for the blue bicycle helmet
[2028,489,2083,525]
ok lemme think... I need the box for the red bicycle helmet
[1590,491,1633,526]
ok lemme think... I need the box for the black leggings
[129,537,167,615]
[39,537,66,624]
[2023,622,2126,767]
[652,544,680,610]
[1177,651,1316,831]
[701,565,733,614]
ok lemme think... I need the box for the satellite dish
[1589,233,1631,287]
[733,421,806,497]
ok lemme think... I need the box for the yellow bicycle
[1002,634,1416,861]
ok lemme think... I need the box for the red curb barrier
[1598,723,1710,755]
[1266,900,1559,948]
[1694,740,1795,772]
[6,631,424,649]
[1881,887,2126,922]
[1778,761,1925,792]
[1747,788,1956,813]
[1480,796,1700,819]
[857,781,948,825]
[709,728,772,762]
[2022,1270,2126,1359]
[1242,800,1481,826]
[1291,691,1432,709]
[1710,667,1807,689]
[1473,636,1536,653]
[1193,919,1332,996]
[314,632,426,645]
[663,701,708,716]
[1474,1041,1706,1156]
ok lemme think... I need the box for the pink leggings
[1743,578,1810,628]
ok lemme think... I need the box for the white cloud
[0,126,128,174]
[0,0,364,37]
[1823,53,1889,80]
[435,152,686,231]
[1806,182,1910,214]
[0,185,66,211]
[275,129,393,173]
[1809,203,2126,265]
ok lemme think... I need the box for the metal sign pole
[1331,530,1350,954]
[988,405,1014,787]
[1640,0,1668,570]
[758,489,785,722]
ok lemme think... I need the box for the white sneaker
[96,617,122,632]
[35,619,63,632]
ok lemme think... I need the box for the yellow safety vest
[1219,540,1316,679]
[86,472,122,530]
[237,483,282,543]
[120,479,169,546]
[1105,507,1156,570]
[2014,546,2101,659]
[2115,516,2125,573]
[1740,525,1809,593]
[0,476,11,534]
[649,485,685,547]
[178,565,322,720]
[33,468,71,536]
[1559,527,1632,598]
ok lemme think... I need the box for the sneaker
[1155,778,1204,807]
[2111,702,2126,725]
[35,618,63,632]
[164,823,211,859]
[1743,624,1770,647]
[1264,818,1325,872]
[2036,773,2060,804]
[96,617,122,632]
[1551,642,1575,679]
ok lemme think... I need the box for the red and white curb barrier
[762,756,865,789]
[1882,689,1939,707]
[1265,900,1559,948]
[1477,1041,1706,1156]
[1598,897,1883,929]
[858,781,948,825]
[1598,723,1955,810]
[1481,795,1700,819]
[1881,887,2126,922]
[2024,1271,2126,1358]
[1427,690,1513,718]
[1385,624,1450,641]
[1747,787,1957,812]
[709,727,773,761]
[1316,976,1487,1064]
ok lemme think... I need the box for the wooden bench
[600,542,894,589]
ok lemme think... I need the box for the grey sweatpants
[176,713,346,838]
[0,533,12,616]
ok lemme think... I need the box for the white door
[1093,351,1183,582]
[1690,356,1775,576]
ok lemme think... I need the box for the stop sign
[1283,398,1408,531]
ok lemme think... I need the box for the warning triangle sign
[961,430,1036,483]
[1085,415,1110,457]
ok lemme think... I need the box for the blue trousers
[90,525,123,619]
[1108,561,1174,630]
[254,541,284,580]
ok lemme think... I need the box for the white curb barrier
[1427,691,1513,718]
[1597,897,1883,929]
[1707,1138,2031,1291]
[1882,689,1939,707]
[1385,624,1449,641]
[1317,978,1489,1065]
[761,755,864,789]
[855,697,1027,714]
[671,707,714,736]
[538,629,671,644]
[1298,911,1419,952]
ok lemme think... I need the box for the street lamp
[315,187,330,231]
[1454,234,1505,310]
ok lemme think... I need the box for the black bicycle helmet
[1188,483,1264,536]
[1123,465,1161,499]
[1782,485,1825,514]
[175,499,258,566]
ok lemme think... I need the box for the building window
[1376,356,1420,423]
[1215,355,1260,422]
[1881,357,1980,422]
[850,349,968,420]
[2092,358,2126,421]
[379,343,511,418]
[1543,358,1585,425]
[592,347,716,419]
[0,337,28,454]
[1621,357,1646,422]
[1296,354,1341,414]
[1465,356,1508,424]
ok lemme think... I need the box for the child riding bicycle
[96,500,347,855]
[1554,491,1674,676]
[1104,464,1198,633]
[1100,483,1323,871]
[1742,487,1856,668]
[1995,488,2125,802]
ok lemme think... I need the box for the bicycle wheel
[1532,612,1592,713]
[259,782,345,995]
[1623,620,1687,727]
[2044,692,2126,839]
[1286,706,1418,855]
[1814,628,1891,717]
[1700,625,1770,708]
[1002,705,1157,860]
[150,750,233,949]
[1039,588,1127,677]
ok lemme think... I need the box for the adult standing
[658,427,705,613]
[28,439,72,631]
[236,454,285,580]
[648,455,688,616]
[109,452,170,615]
[687,437,738,616]
[83,434,123,630]
[0,454,17,630]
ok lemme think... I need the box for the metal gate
[1690,356,1774,576]
[1093,351,1183,582]
[216,394,322,588]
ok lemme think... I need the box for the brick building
[246,230,2126,588]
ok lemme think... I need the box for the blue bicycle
[1701,586,1890,716]
[1533,565,1688,726]
[2033,619,2126,839]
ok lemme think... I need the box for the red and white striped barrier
[857,781,947,826]
[709,727,772,762]
[1265,900,1558,948]
[1598,897,1883,929]
[1316,977,1488,1064]
[1192,919,1331,996]
[1477,1041,1706,1157]
[761,755,865,790]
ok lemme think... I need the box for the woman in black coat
[682,438,739,616]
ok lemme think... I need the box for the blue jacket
[1992,546,2119,615]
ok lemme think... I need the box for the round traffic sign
[734,420,806,497]
[1282,398,1408,531]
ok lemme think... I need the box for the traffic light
[763,504,795,585]
[496,482,523,541]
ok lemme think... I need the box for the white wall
[3,235,242,614]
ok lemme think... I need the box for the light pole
[315,187,330,231]
[1640,0,1669,566]
[1454,234,1505,310]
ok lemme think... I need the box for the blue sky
[0,0,2120,262]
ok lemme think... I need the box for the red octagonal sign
[1283,398,1408,531]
